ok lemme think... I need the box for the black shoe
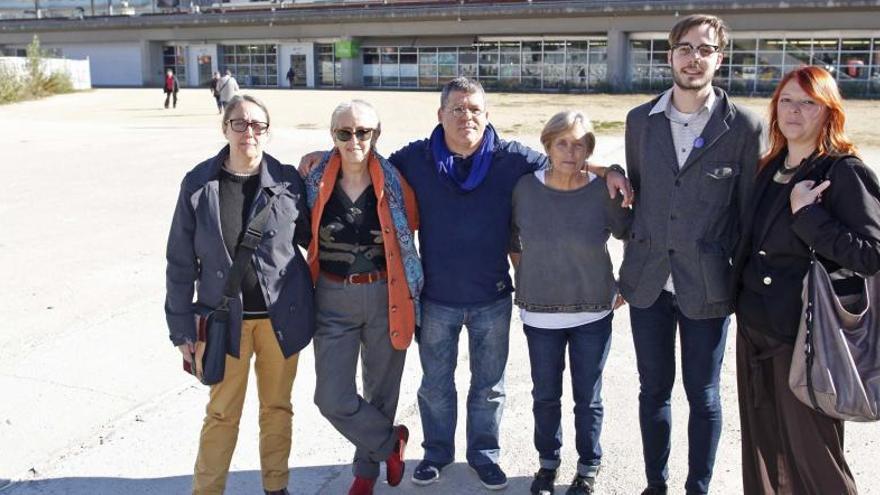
[640,487,667,495]
[530,468,557,494]
[264,489,289,495]
[565,474,595,495]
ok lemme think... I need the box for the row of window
[218,44,278,87]
[163,36,880,95]
[631,37,880,95]
[360,40,608,91]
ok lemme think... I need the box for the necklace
[223,158,260,177]
[772,153,801,184]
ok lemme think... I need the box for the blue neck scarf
[430,123,497,192]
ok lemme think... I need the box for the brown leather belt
[321,270,387,285]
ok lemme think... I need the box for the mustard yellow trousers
[193,319,299,494]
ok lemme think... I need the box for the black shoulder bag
[186,192,280,385]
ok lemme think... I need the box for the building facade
[1,0,878,96]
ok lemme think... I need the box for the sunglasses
[334,128,375,142]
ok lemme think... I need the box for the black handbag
[185,191,280,385]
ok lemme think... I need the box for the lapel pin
[693,136,705,149]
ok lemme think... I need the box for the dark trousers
[629,291,728,494]
[164,91,177,108]
[736,321,857,495]
[523,313,612,477]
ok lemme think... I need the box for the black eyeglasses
[671,43,721,58]
[334,128,375,142]
[226,119,269,134]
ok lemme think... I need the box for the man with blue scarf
[299,77,631,491]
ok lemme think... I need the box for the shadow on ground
[1,463,539,494]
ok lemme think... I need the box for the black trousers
[164,91,177,108]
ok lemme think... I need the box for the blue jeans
[524,313,612,478]
[629,291,728,494]
[416,296,512,467]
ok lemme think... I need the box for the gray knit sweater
[511,173,632,312]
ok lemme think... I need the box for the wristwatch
[607,164,627,177]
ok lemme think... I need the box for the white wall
[55,43,142,86]
[0,56,91,89]
[186,44,217,87]
[279,42,314,88]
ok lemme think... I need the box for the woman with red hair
[731,66,880,493]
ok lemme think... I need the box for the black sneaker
[640,487,668,495]
[471,463,508,490]
[565,474,595,495]
[530,468,557,494]
[411,459,446,486]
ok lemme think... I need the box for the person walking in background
[286,66,296,88]
[305,99,421,495]
[209,71,222,114]
[165,94,314,495]
[163,68,179,109]
[218,69,240,112]
[732,66,880,495]
[621,14,763,495]
[510,110,631,495]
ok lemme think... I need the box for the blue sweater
[389,137,547,306]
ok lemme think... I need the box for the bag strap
[803,253,825,414]
[218,191,280,310]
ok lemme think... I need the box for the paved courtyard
[1,88,878,494]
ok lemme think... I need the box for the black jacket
[165,147,314,358]
[732,152,880,342]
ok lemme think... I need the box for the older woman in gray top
[510,110,631,495]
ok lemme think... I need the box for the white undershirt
[519,169,614,329]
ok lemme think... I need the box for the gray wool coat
[620,87,764,319]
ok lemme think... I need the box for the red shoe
[348,476,375,495]
[386,424,409,487]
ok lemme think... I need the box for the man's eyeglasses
[671,43,721,58]
[226,119,269,134]
[447,106,485,119]
[334,128,375,142]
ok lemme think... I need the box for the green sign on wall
[334,39,360,59]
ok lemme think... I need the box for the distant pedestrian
[218,69,240,111]
[163,68,179,109]
[209,71,222,114]
[286,66,296,88]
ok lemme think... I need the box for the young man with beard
[620,14,763,495]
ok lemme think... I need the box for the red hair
[759,66,858,171]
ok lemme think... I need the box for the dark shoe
[386,425,409,487]
[471,463,508,490]
[640,487,668,495]
[348,476,375,495]
[565,474,595,495]
[411,459,446,486]
[264,489,289,495]
[530,467,557,494]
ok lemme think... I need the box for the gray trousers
[312,276,407,479]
